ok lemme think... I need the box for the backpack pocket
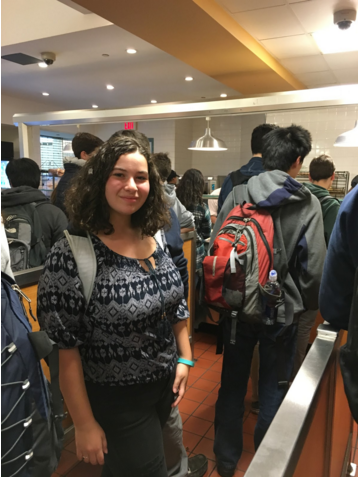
[203,253,246,310]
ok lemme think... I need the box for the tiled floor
[52,330,358,477]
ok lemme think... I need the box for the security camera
[334,9,356,30]
[41,52,56,66]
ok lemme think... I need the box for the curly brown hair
[65,137,170,236]
[176,169,205,210]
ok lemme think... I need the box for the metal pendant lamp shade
[188,117,228,151]
[334,120,358,147]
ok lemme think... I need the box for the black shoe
[188,454,208,477]
[216,463,235,477]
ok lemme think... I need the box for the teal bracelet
[178,358,195,367]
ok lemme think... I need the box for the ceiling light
[42,92,49,96]
[92,104,98,108]
[185,76,193,81]
[106,85,114,90]
[151,100,157,104]
[220,94,227,98]
[126,49,137,54]
[334,120,358,147]
[38,62,48,68]
[188,117,228,151]
[313,23,358,54]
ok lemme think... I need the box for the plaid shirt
[189,203,212,272]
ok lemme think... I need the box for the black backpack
[2,203,47,272]
[1,273,65,477]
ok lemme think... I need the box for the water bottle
[262,270,281,325]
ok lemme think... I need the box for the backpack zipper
[228,215,273,270]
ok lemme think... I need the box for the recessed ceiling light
[151,100,157,103]
[38,62,48,68]
[42,92,49,96]
[92,104,99,108]
[185,76,193,81]
[106,85,114,90]
[312,24,358,54]
[220,93,228,98]
[126,49,137,54]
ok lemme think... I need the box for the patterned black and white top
[37,235,189,386]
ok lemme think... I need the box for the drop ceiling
[216,0,358,87]
[2,0,358,115]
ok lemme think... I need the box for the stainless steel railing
[244,323,353,477]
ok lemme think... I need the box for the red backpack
[202,201,274,334]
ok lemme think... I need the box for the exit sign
[124,122,134,130]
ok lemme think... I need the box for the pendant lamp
[63,143,73,153]
[188,117,228,151]
[334,120,358,147]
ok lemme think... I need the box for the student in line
[292,154,342,377]
[53,132,103,215]
[176,169,212,281]
[38,137,192,477]
[211,125,325,477]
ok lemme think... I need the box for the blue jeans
[214,319,297,469]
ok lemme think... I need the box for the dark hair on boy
[6,158,40,189]
[109,130,150,152]
[309,155,336,181]
[176,169,205,209]
[152,153,172,182]
[251,124,279,155]
[72,132,104,159]
[65,137,169,236]
[262,125,312,172]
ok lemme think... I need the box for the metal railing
[245,324,353,477]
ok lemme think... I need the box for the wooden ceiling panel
[71,0,305,94]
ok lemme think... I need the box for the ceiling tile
[217,0,285,14]
[232,6,304,40]
[289,0,358,33]
[261,34,320,59]
[295,70,337,86]
[333,67,358,83]
[324,51,358,70]
[280,55,329,74]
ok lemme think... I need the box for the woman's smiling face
[105,151,150,218]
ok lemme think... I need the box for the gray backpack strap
[318,195,332,204]
[233,184,249,207]
[63,230,96,305]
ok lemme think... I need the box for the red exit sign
[124,122,134,130]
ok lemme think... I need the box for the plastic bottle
[262,270,281,325]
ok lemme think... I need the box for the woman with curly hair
[176,169,211,277]
[37,137,192,477]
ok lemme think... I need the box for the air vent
[1,53,41,66]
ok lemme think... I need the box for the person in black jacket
[53,132,103,215]
[2,158,67,257]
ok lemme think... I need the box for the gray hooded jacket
[210,170,326,316]
[164,183,195,230]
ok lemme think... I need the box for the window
[40,136,74,169]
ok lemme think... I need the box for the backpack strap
[28,332,65,420]
[63,230,96,305]
[233,184,250,207]
[230,170,250,188]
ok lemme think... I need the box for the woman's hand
[172,363,190,407]
[75,420,108,466]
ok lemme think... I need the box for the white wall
[266,105,358,180]
[1,125,20,158]
[174,119,192,174]
[2,94,62,125]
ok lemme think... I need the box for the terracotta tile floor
[52,330,358,477]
